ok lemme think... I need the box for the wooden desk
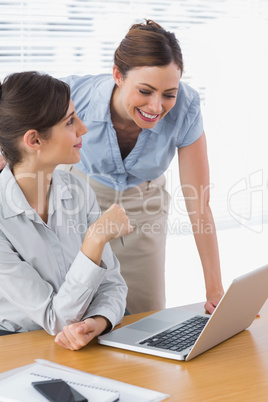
[1,301,268,402]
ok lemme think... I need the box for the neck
[13,162,54,222]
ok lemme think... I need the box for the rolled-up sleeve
[80,178,127,328]
[0,168,127,335]
[81,244,127,329]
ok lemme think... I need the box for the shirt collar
[85,75,115,122]
[149,118,164,134]
[0,167,73,220]
[47,169,74,217]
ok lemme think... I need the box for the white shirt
[0,167,127,334]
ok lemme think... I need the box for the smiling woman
[112,62,181,128]
[110,62,181,160]
[0,71,133,350]
[60,19,224,316]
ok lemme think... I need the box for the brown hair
[0,71,70,170]
[114,19,183,77]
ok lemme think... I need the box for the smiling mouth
[137,108,160,121]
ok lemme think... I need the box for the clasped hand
[55,316,111,350]
[86,203,134,243]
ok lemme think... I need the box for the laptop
[99,264,268,361]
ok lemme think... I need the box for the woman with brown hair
[0,71,132,349]
[61,19,224,315]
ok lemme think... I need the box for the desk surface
[1,301,268,402]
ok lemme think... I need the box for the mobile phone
[32,379,88,402]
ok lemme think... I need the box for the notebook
[0,359,168,402]
[99,264,268,361]
[0,361,118,402]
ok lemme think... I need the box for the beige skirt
[60,165,170,314]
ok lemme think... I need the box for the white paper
[0,363,118,402]
[0,360,169,402]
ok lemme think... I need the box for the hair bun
[114,19,183,76]
[129,19,163,31]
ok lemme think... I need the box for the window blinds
[0,0,225,79]
[1,0,267,231]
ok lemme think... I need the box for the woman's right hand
[81,204,133,265]
[89,203,133,242]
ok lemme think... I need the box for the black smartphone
[32,379,88,402]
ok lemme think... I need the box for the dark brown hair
[114,19,183,77]
[0,71,70,170]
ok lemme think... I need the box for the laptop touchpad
[128,318,168,333]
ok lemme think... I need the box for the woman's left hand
[54,316,110,350]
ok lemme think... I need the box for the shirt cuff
[66,250,106,287]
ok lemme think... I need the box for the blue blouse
[62,74,203,191]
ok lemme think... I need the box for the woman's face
[41,100,87,166]
[113,62,181,129]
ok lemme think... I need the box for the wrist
[92,315,111,335]
[87,222,112,244]
[81,233,107,266]
[206,285,224,302]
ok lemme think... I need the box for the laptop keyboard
[139,315,209,352]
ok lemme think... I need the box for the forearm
[82,246,127,328]
[178,133,223,311]
[81,235,106,266]
[188,203,224,299]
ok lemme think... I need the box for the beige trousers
[60,165,170,314]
